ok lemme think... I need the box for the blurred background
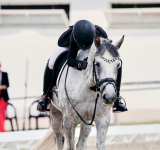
[0,0,160,149]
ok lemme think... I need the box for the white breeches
[48,46,68,69]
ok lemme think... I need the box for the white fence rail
[0,9,69,28]
[104,8,160,28]
[0,124,160,149]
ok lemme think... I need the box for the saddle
[52,50,68,88]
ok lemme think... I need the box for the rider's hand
[77,60,88,70]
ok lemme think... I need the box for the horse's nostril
[103,94,116,101]
[103,94,106,100]
[110,97,116,101]
[103,94,116,102]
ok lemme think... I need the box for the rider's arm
[67,32,79,67]
[68,33,87,70]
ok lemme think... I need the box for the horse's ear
[113,35,124,49]
[94,36,100,48]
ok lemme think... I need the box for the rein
[64,64,99,126]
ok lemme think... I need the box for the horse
[33,35,124,150]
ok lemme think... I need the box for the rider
[37,20,128,113]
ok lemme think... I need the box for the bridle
[90,54,120,96]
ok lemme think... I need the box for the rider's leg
[113,63,128,113]
[37,60,52,112]
[37,46,68,112]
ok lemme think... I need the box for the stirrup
[112,96,127,113]
[37,96,51,112]
[118,96,126,106]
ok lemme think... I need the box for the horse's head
[93,36,124,106]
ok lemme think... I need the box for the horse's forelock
[96,39,119,58]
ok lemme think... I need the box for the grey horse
[33,36,124,150]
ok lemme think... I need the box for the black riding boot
[113,62,128,113]
[37,61,52,112]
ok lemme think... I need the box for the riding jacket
[0,72,9,101]
[58,25,108,68]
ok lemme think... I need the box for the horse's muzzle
[102,94,116,107]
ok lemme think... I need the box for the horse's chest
[64,100,108,121]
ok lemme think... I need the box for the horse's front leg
[63,115,76,150]
[76,122,92,150]
[95,109,111,150]
[50,105,64,150]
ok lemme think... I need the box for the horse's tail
[31,127,56,150]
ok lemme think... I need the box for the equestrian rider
[37,20,128,113]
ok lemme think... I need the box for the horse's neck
[77,44,97,88]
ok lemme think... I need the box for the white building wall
[70,0,109,28]
[71,0,108,10]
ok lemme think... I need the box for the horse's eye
[96,62,100,67]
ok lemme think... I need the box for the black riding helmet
[73,20,95,50]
